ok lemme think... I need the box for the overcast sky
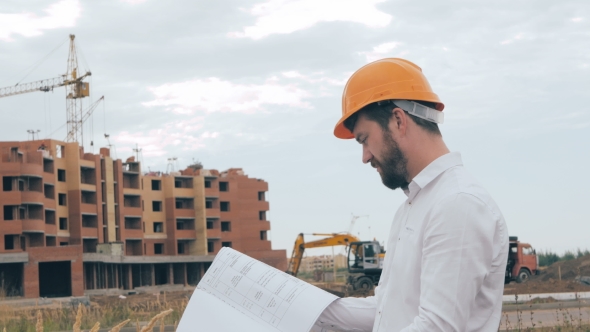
[0,0,588,256]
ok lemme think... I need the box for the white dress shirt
[314,152,508,332]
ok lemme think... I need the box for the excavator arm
[286,233,361,276]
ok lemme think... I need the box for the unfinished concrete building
[0,139,286,298]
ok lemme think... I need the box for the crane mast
[65,34,90,145]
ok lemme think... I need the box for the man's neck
[405,136,450,181]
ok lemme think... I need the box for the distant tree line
[538,248,590,267]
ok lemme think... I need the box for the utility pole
[27,129,41,140]
[133,143,142,161]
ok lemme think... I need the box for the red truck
[505,236,539,283]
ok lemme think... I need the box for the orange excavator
[286,233,385,290]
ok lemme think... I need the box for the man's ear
[389,107,408,136]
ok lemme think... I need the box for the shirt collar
[403,152,463,201]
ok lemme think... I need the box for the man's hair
[343,100,441,136]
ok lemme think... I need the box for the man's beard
[371,134,409,190]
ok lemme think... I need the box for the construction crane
[0,34,92,145]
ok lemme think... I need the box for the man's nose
[362,146,373,164]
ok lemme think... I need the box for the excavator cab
[348,241,383,274]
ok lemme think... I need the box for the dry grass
[0,296,186,331]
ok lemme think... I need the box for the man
[313,58,508,331]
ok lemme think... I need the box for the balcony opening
[44,184,55,199]
[219,182,228,192]
[81,190,96,204]
[59,217,68,230]
[23,205,43,220]
[260,230,267,240]
[58,193,67,206]
[207,241,214,253]
[46,236,56,247]
[80,167,96,185]
[124,217,142,230]
[4,205,17,220]
[60,241,68,246]
[29,233,44,247]
[125,240,142,256]
[258,191,265,201]
[175,177,193,188]
[152,201,162,212]
[220,201,230,212]
[83,239,97,253]
[259,211,266,221]
[45,210,56,225]
[175,198,194,209]
[122,162,140,173]
[57,169,66,182]
[82,214,98,228]
[151,179,161,190]
[153,222,164,233]
[221,221,231,232]
[154,243,164,254]
[10,147,23,163]
[206,220,214,229]
[176,218,195,230]
[221,242,232,248]
[177,241,186,254]
[123,173,140,189]
[43,158,54,174]
[123,194,141,207]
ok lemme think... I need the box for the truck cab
[505,236,539,283]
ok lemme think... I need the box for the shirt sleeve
[401,193,498,332]
[313,296,377,332]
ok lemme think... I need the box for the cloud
[121,0,147,4]
[571,17,583,22]
[229,0,392,40]
[500,32,525,45]
[0,0,81,42]
[358,41,403,62]
[112,117,214,157]
[280,71,347,86]
[143,77,312,114]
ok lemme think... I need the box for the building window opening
[221,221,231,232]
[4,235,15,250]
[175,177,193,188]
[206,220,214,229]
[123,173,140,189]
[152,201,162,212]
[222,242,232,248]
[153,222,164,233]
[259,211,266,220]
[2,177,13,191]
[151,179,161,191]
[207,241,214,253]
[58,193,67,206]
[219,182,228,192]
[220,202,230,212]
[57,169,66,182]
[44,184,55,199]
[260,231,267,240]
[154,243,164,254]
[258,191,265,201]
[204,180,211,188]
[59,217,68,230]
[178,242,186,254]
[45,210,56,225]
[205,200,213,209]
[4,205,16,220]
[43,159,54,173]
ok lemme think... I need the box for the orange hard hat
[334,58,444,139]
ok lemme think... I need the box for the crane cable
[11,36,69,86]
